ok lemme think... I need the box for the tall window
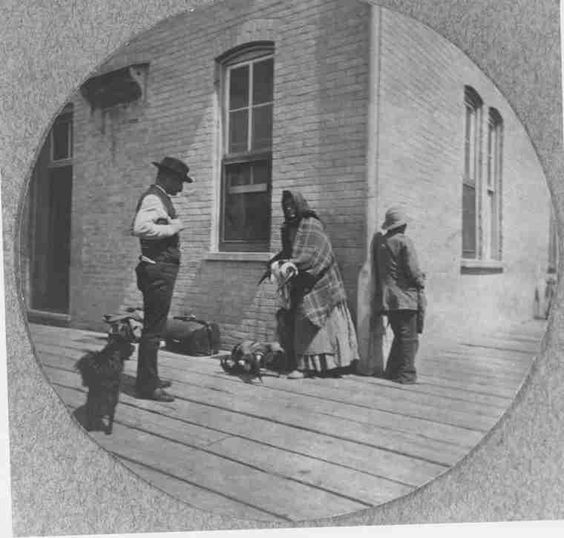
[462,86,483,259]
[219,43,274,252]
[485,108,503,260]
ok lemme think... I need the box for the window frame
[461,88,505,273]
[49,105,74,166]
[217,43,274,253]
[485,107,503,261]
[462,86,483,260]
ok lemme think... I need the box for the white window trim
[210,44,274,257]
[224,53,274,157]
[462,88,504,272]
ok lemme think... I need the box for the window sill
[461,258,504,274]
[27,309,70,327]
[205,252,274,262]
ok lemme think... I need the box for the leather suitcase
[164,316,221,356]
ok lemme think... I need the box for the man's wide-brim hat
[382,206,408,231]
[152,156,193,183]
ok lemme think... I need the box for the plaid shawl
[289,209,347,328]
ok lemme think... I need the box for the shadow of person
[119,371,140,398]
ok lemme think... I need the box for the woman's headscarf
[281,190,320,256]
[281,190,319,223]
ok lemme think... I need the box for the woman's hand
[280,261,298,280]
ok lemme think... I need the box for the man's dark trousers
[384,310,418,383]
[135,261,179,394]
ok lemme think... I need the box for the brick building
[20,0,553,350]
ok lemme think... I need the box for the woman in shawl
[275,190,359,379]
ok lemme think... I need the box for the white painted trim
[205,252,273,262]
[27,309,71,323]
[461,258,505,270]
[217,49,274,251]
[356,4,384,375]
[210,63,222,253]
[228,183,267,194]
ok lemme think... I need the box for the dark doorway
[29,105,73,315]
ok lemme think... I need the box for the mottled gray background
[1,0,563,536]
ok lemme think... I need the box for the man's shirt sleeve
[132,194,177,239]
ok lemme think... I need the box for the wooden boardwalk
[29,320,545,523]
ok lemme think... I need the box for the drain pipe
[356,3,384,375]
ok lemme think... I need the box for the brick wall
[68,0,371,345]
[376,8,550,336]
[27,1,549,346]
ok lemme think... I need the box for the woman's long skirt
[294,302,359,374]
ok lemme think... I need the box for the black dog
[75,334,135,434]
[220,341,287,382]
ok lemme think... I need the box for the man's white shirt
[132,185,178,240]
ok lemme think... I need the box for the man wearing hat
[371,206,425,384]
[132,156,193,401]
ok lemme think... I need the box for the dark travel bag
[164,315,221,356]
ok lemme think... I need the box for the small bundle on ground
[220,340,287,382]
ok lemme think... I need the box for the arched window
[486,107,503,260]
[217,42,274,252]
[462,86,483,259]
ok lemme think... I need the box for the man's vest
[135,184,180,264]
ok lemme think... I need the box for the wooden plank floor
[28,320,546,523]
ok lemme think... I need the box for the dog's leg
[85,393,95,431]
[106,391,119,435]
[107,411,114,435]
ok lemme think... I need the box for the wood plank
[340,375,511,410]
[56,383,229,447]
[38,344,504,419]
[40,385,369,521]
[427,346,534,367]
[29,325,534,395]
[420,358,531,382]
[418,359,529,387]
[40,350,485,458]
[43,362,447,486]
[30,322,535,372]
[459,341,538,356]
[55,383,410,509]
[94,426,368,521]
[120,459,284,522]
[30,322,532,373]
[416,374,520,399]
[124,355,504,433]
[491,333,545,345]
[459,333,541,348]
[420,348,533,373]
[161,350,508,418]
[416,361,527,388]
[160,372,496,435]
[53,391,280,522]
[35,340,506,444]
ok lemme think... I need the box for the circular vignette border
[1,0,564,535]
